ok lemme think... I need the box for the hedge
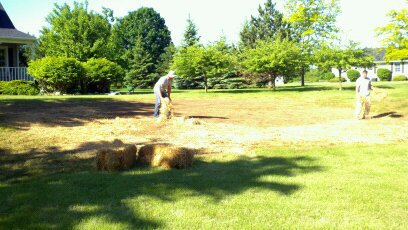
[347,69,360,82]
[0,80,39,95]
[83,58,124,93]
[28,56,85,94]
[377,68,392,81]
[392,75,407,81]
[322,72,335,81]
[329,77,346,82]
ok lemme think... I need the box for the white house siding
[332,60,408,81]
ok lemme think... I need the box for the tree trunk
[338,68,343,91]
[268,80,273,89]
[204,75,208,93]
[268,74,276,90]
[301,66,305,86]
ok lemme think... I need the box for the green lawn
[1,82,407,229]
[0,144,407,229]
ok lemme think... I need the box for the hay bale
[159,97,174,121]
[121,144,137,169]
[96,144,137,171]
[105,150,122,171]
[153,147,194,169]
[137,144,194,169]
[136,144,156,165]
[96,149,108,170]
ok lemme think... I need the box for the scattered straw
[372,88,388,102]
[158,98,174,122]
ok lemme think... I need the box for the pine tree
[239,0,290,48]
[124,37,157,88]
[182,15,200,47]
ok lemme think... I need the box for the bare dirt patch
[1,94,406,182]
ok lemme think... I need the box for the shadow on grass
[0,98,154,129]
[372,112,404,119]
[0,140,322,229]
[209,85,339,94]
[188,115,228,119]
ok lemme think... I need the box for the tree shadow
[0,140,323,229]
[210,85,336,94]
[0,98,154,129]
[372,112,404,119]
[188,115,228,119]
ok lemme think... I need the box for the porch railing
[0,67,34,81]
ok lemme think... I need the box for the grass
[0,82,407,229]
[0,144,407,229]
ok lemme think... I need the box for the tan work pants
[355,95,371,119]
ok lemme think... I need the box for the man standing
[355,70,372,119]
[153,70,175,118]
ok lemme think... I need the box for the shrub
[392,75,407,81]
[305,69,321,82]
[28,56,85,93]
[377,68,392,81]
[0,81,7,94]
[0,80,39,95]
[329,77,346,82]
[321,72,335,81]
[347,69,360,82]
[305,69,335,82]
[83,58,124,93]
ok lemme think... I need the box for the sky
[1,0,406,48]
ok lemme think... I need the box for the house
[0,2,36,81]
[332,49,408,81]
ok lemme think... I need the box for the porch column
[16,45,19,68]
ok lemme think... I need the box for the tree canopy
[182,15,200,47]
[239,0,290,48]
[285,0,340,85]
[315,42,374,90]
[241,38,302,89]
[377,1,408,61]
[38,1,112,61]
[112,7,172,87]
[172,39,236,92]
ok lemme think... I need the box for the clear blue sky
[1,0,406,47]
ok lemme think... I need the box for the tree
[315,43,374,90]
[124,36,156,88]
[113,7,172,84]
[38,1,112,61]
[156,43,176,76]
[172,40,236,93]
[285,0,340,86]
[376,2,408,61]
[240,38,302,90]
[182,15,200,47]
[239,0,290,48]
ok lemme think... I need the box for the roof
[0,2,14,29]
[0,2,36,44]
[0,28,36,43]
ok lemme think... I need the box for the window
[394,63,401,72]
[0,49,5,67]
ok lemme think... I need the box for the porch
[0,2,37,82]
[0,67,33,81]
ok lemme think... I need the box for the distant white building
[275,76,285,86]
[332,60,408,82]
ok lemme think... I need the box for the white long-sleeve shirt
[154,76,170,93]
